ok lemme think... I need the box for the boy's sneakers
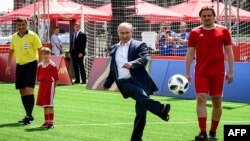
[195,132,208,141]
[18,116,34,125]
[46,123,54,129]
[159,104,171,121]
[208,131,217,140]
[39,123,48,128]
[39,122,54,129]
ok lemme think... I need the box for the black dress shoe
[159,104,171,121]
[74,81,80,84]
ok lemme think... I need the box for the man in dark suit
[69,22,87,84]
[103,22,171,141]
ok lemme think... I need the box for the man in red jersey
[185,6,234,141]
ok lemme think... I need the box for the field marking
[27,120,250,128]
[2,83,249,106]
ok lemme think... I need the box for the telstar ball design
[168,74,189,95]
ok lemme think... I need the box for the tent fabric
[96,0,184,23]
[0,0,111,23]
[167,0,250,22]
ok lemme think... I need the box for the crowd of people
[156,21,189,56]
[5,5,234,141]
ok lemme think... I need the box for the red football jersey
[36,60,59,107]
[37,60,59,82]
[188,24,232,75]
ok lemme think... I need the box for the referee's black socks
[26,95,35,117]
[21,96,28,116]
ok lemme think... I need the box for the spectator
[69,22,87,84]
[51,26,63,56]
[175,22,189,56]
[156,21,176,55]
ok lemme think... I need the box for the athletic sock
[49,113,54,124]
[26,95,35,117]
[198,117,207,132]
[210,120,219,132]
[45,114,50,124]
[21,96,28,116]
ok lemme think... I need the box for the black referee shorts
[16,60,37,89]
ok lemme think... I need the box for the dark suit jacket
[70,31,87,55]
[103,39,158,98]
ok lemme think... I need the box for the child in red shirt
[36,47,59,129]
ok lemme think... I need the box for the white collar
[119,38,132,46]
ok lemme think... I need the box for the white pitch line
[28,120,250,128]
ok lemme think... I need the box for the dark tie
[72,32,77,50]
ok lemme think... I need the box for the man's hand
[185,73,192,83]
[226,71,234,84]
[78,53,83,58]
[122,63,131,69]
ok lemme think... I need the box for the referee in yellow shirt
[6,17,42,125]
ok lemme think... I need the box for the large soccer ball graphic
[168,74,189,95]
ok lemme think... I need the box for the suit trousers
[118,79,163,141]
[71,51,86,83]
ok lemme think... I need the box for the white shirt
[51,34,61,56]
[116,39,132,79]
[74,31,79,39]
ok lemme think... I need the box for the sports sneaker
[46,124,54,129]
[208,131,217,140]
[195,132,208,141]
[39,123,48,129]
[159,104,171,121]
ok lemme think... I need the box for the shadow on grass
[25,127,49,132]
[207,103,250,110]
[156,96,196,102]
[0,122,23,128]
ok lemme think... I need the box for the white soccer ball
[168,74,189,95]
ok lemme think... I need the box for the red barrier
[0,43,51,54]
[0,54,72,85]
[0,45,10,54]
[151,56,185,60]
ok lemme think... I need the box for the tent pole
[236,0,239,44]
[216,0,219,24]
[47,0,50,43]
[81,4,85,32]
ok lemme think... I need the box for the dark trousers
[119,79,163,141]
[72,52,86,83]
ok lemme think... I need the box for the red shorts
[36,81,56,107]
[195,73,225,97]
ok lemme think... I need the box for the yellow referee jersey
[10,30,42,65]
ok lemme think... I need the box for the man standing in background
[69,22,87,84]
[51,26,63,56]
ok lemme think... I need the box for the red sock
[210,120,219,132]
[45,114,50,124]
[198,117,207,132]
[49,113,54,124]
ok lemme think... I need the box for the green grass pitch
[0,83,249,141]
